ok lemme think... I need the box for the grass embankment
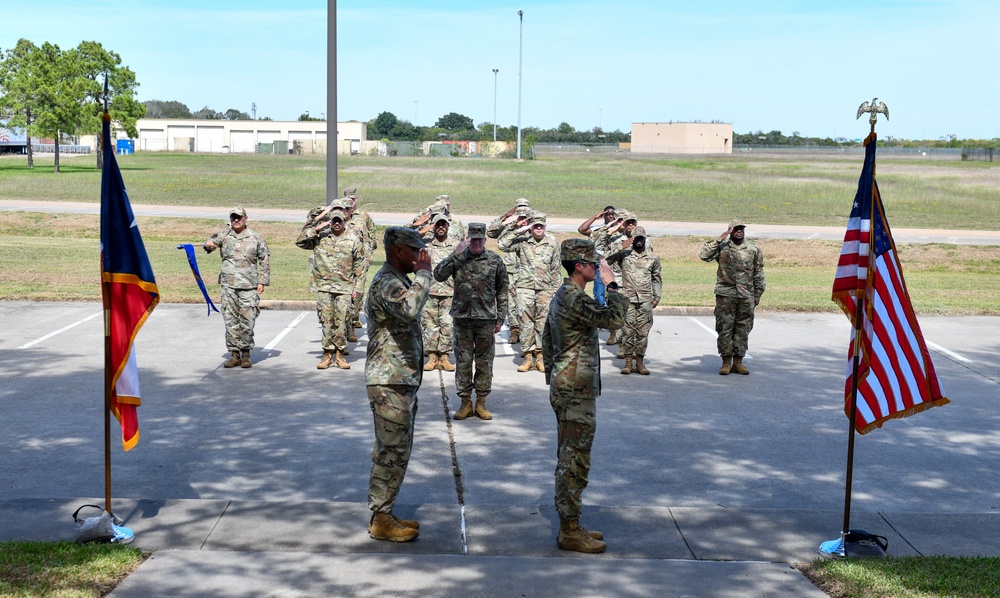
[1,212,998,313]
[0,540,144,598]
[800,556,1000,597]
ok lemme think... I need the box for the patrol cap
[622,211,638,224]
[343,186,358,197]
[529,211,547,226]
[230,206,247,218]
[560,238,600,262]
[515,197,530,208]
[632,226,647,239]
[332,198,352,210]
[436,194,451,202]
[729,218,746,229]
[467,222,487,239]
[431,212,450,225]
[329,209,346,221]
[384,226,427,249]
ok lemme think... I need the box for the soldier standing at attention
[699,219,766,375]
[605,226,661,375]
[365,227,432,543]
[487,198,531,345]
[203,206,269,369]
[542,239,628,553]
[499,211,562,373]
[422,213,459,373]
[434,223,508,421]
[343,188,378,335]
[295,205,365,370]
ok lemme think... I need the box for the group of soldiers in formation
[202,189,765,553]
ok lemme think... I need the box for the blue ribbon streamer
[177,244,219,315]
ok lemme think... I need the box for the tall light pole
[516,9,523,159]
[414,100,418,125]
[492,68,499,142]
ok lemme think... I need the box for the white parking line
[264,312,308,354]
[18,312,102,349]
[926,340,972,363]
[688,316,752,359]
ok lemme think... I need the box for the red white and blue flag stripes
[831,133,948,434]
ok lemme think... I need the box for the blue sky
[5,1,998,139]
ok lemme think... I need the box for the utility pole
[516,10,523,159]
[492,68,499,142]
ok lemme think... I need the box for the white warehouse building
[127,119,366,154]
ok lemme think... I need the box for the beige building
[630,122,733,154]
[114,119,367,154]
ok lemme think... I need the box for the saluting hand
[413,248,432,272]
[718,227,732,242]
[453,239,471,255]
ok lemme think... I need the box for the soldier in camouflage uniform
[422,214,459,372]
[365,227,432,543]
[343,188,378,334]
[499,211,562,373]
[605,226,662,375]
[487,198,531,344]
[434,222,508,421]
[203,206,270,369]
[542,238,628,554]
[410,194,466,243]
[699,219,766,375]
[594,210,638,349]
[296,205,366,370]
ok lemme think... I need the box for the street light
[516,9,523,159]
[414,100,418,125]
[492,68,499,142]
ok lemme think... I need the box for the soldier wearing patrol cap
[434,222,508,420]
[410,194,466,243]
[421,213,459,372]
[699,218,766,375]
[499,210,562,372]
[296,204,366,370]
[542,238,628,553]
[595,210,639,349]
[339,190,378,337]
[365,227,432,543]
[487,198,532,344]
[605,226,661,375]
[203,206,270,369]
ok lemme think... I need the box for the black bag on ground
[844,528,888,557]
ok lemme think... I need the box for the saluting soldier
[699,218,766,375]
[605,226,661,375]
[487,197,531,344]
[410,194,466,243]
[434,222,508,421]
[365,227,432,543]
[343,187,378,334]
[542,238,628,553]
[203,206,270,369]
[422,213,459,372]
[594,210,638,348]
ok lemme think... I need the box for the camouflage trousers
[621,300,654,356]
[515,287,555,354]
[316,291,352,352]
[351,284,366,325]
[222,286,259,352]
[368,384,418,514]
[453,318,496,397]
[421,295,454,354]
[714,295,756,358]
[506,273,521,332]
[550,392,596,520]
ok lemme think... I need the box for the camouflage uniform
[205,223,270,353]
[433,227,508,399]
[699,232,766,358]
[347,203,378,326]
[411,197,466,243]
[365,229,431,514]
[542,240,628,522]
[499,220,562,354]
[605,238,662,358]
[296,209,365,353]
[423,230,459,355]
[487,210,526,339]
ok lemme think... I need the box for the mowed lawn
[1,151,998,313]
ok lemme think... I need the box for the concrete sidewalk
[3,303,999,596]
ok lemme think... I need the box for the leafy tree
[434,112,474,131]
[557,122,575,134]
[370,111,400,138]
[193,106,223,119]
[27,41,84,173]
[297,111,323,121]
[0,39,42,168]
[144,99,191,118]
[224,108,250,120]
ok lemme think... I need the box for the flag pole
[101,75,114,515]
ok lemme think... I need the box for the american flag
[831,133,948,434]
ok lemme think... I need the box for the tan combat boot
[334,350,350,370]
[621,356,633,375]
[719,355,732,375]
[317,350,334,370]
[634,356,650,375]
[534,351,545,372]
[392,513,419,530]
[354,319,363,329]
[347,328,358,343]
[732,356,750,375]
[607,329,617,346]
[438,353,456,372]
[368,512,419,542]
[223,351,241,368]
[453,396,474,420]
[517,353,535,372]
[240,351,252,368]
[557,519,607,553]
[615,347,625,360]
[423,353,439,371]
[475,395,493,420]
[508,328,520,344]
